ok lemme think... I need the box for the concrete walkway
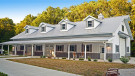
[119,69,135,76]
[0,57,80,76]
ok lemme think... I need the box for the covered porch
[0,37,113,60]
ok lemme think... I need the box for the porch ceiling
[1,37,112,45]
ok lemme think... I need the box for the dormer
[39,22,55,33]
[59,19,75,31]
[24,25,38,34]
[84,15,102,29]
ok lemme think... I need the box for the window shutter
[90,44,92,52]
[92,20,94,27]
[75,45,77,52]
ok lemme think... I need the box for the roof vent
[98,13,104,20]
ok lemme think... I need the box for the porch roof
[1,37,112,45]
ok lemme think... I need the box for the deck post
[1,45,3,54]
[84,44,87,60]
[68,44,70,60]
[8,45,9,55]
[32,44,34,56]
[15,45,17,55]
[23,44,25,56]
[54,44,56,57]
[42,44,45,56]
[104,42,106,61]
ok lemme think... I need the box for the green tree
[0,18,15,43]
[31,6,66,26]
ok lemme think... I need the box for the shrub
[62,57,66,59]
[108,58,113,62]
[0,72,8,76]
[79,58,84,61]
[88,57,91,61]
[120,57,129,64]
[40,56,46,58]
[93,59,98,62]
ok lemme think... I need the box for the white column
[68,44,70,60]
[104,42,106,61]
[23,45,25,56]
[15,45,17,55]
[84,44,87,60]
[8,45,9,55]
[54,44,56,57]
[32,44,34,56]
[42,44,45,56]
[1,45,3,54]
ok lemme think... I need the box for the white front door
[120,38,126,57]
[100,46,104,59]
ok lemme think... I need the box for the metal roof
[1,37,111,45]
[11,15,130,40]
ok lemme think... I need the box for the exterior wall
[109,20,131,59]
[106,53,120,60]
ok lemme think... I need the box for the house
[0,14,133,60]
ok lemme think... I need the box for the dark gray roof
[11,15,130,40]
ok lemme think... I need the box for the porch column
[8,45,9,55]
[15,45,17,55]
[42,44,45,56]
[54,44,56,57]
[68,44,70,60]
[32,44,34,56]
[23,44,25,56]
[84,44,87,60]
[1,45,3,54]
[104,42,106,61]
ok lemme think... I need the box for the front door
[45,44,54,57]
[100,46,104,60]
[120,38,126,57]
[26,45,32,56]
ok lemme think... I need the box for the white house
[0,14,133,60]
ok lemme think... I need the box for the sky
[0,0,98,23]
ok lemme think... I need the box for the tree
[31,6,66,26]
[108,0,132,16]
[15,14,36,34]
[0,18,15,43]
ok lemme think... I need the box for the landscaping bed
[8,58,135,76]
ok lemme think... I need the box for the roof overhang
[1,37,112,45]
[118,31,131,39]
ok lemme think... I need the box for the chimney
[98,13,104,20]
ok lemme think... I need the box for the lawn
[8,58,135,76]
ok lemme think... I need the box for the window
[20,46,24,50]
[122,25,124,31]
[41,27,45,32]
[26,29,29,33]
[116,45,119,52]
[87,21,93,27]
[56,45,64,51]
[70,45,77,51]
[101,47,104,53]
[86,44,92,52]
[36,45,42,51]
[62,24,66,30]
[127,47,129,52]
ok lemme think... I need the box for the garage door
[119,38,126,57]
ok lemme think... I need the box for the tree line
[0,0,135,56]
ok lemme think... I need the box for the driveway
[119,69,135,76]
[0,57,80,76]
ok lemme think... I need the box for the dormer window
[87,21,94,27]
[41,26,46,32]
[62,24,66,30]
[26,29,29,33]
